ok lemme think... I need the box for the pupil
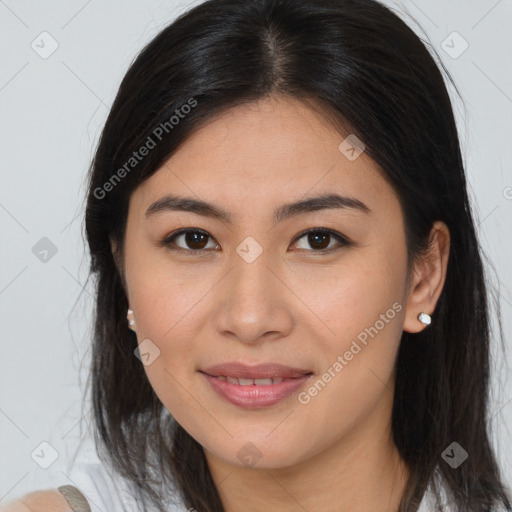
[310,233,329,250]
[187,232,207,249]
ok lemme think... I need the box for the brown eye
[292,228,351,253]
[181,231,210,250]
[159,227,351,256]
[160,229,219,253]
[306,232,330,250]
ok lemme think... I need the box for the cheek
[290,271,406,452]
[129,272,209,362]
[290,245,407,426]
[124,231,207,342]
[126,269,209,421]
[122,238,206,391]
[290,243,407,356]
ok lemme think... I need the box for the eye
[158,227,352,255]
[159,229,219,254]
[291,227,352,254]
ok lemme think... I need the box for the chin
[200,431,317,471]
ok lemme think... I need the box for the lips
[199,362,313,409]
[200,362,312,380]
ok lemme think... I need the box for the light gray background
[1,0,511,503]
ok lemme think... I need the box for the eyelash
[158,227,352,256]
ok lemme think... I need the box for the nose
[212,250,294,345]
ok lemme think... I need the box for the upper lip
[200,362,313,379]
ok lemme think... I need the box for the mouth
[200,362,313,380]
[199,362,313,409]
[201,375,297,385]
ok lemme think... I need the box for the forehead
[129,96,399,221]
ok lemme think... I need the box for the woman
[4,0,510,510]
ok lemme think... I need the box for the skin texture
[115,95,450,512]
[0,490,71,512]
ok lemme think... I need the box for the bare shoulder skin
[0,490,71,512]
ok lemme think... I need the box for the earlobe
[403,221,450,334]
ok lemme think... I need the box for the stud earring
[127,309,136,330]
[417,312,431,326]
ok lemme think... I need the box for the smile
[199,367,313,409]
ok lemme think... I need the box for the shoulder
[0,489,73,512]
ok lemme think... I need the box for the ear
[110,236,128,295]
[403,221,450,333]
[110,236,120,271]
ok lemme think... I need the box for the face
[120,96,412,470]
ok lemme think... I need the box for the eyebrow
[145,192,371,224]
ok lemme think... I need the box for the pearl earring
[418,312,431,326]
[127,309,136,330]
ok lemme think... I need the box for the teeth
[238,378,255,385]
[215,376,286,385]
[254,378,273,385]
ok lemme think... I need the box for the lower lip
[200,372,312,409]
